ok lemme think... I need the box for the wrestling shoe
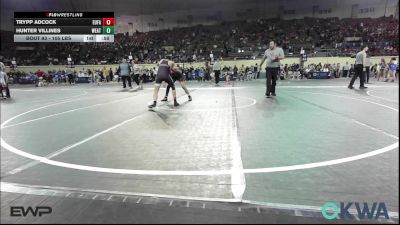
[148,101,157,108]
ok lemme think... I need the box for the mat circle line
[0,91,398,175]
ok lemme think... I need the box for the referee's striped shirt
[355,51,367,65]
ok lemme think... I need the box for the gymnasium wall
[1,0,398,32]
[116,0,399,33]
[6,56,398,73]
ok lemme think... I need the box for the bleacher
[0,16,398,66]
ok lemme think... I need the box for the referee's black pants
[349,64,365,88]
[121,76,132,88]
[266,67,279,94]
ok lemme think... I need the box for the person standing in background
[254,63,259,79]
[65,67,74,85]
[117,58,132,89]
[331,63,337,77]
[371,64,377,78]
[239,65,246,81]
[385,57,398,82]
[233,65,238,80]
[132,62,143,90]
[88,69,93,83]
[377,58,386,81]
[0,62,11,99]
[284,64,289,79]
[336,63,341,78]
[101,67,107,82]
[365,56,371,84]
[343,62,350,78]
[385,62,390,80]
[350,64,355,77]
[98,69,104,84]
[348,46,368,89]
[109,68,113,82]
[213,58,222,86]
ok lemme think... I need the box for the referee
[259,41,285,97]
[348,46,368,89]
[117,58,132,89]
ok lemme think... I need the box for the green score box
[102,26,114,34]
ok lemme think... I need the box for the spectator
[343,62,350,78]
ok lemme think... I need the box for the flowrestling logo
[321,202,389,220]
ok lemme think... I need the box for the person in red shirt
[35,70,45,77]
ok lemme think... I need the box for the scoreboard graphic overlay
[14,12,114,42]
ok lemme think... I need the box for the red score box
[102,18,114,26]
